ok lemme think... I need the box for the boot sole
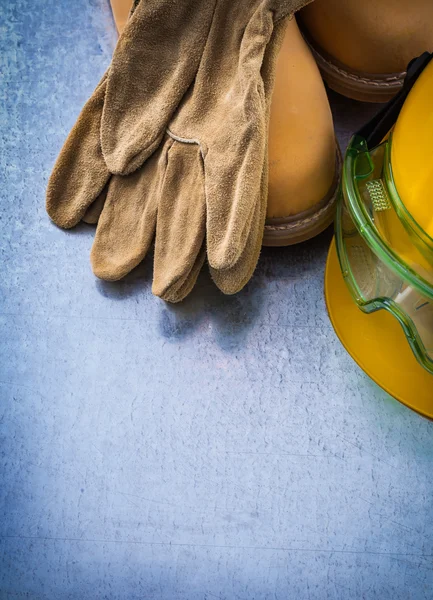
[263,145,341,247]
[299,26,405,103]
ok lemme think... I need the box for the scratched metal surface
[0,1,432,598]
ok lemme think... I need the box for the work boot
[298,0,433,103]
[110,1,339,248]
[110,0,131,34]
[263,17,338,246]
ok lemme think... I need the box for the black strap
[356,52,433,148]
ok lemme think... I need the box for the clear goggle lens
[336,136,433,374]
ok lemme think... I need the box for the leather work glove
[47,0,310,302]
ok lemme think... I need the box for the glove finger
[91,138,173,281]
[210,14,289,294]
[46,75,111,229]
[161,244,206,304]
[101,0,218,175]
[82,186,108,225]
[204,9,288,271]
[152,140,206,299]
[210,160,268,295]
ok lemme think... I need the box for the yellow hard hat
[392,59,433,244]
[326,53,433,418]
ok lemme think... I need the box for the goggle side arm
[356,52,433,148]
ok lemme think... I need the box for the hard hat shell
[392,59,433,242]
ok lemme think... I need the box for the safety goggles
[335,53,433,374]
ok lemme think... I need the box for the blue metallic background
[0,1,432,598]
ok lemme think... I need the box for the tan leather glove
[47,0,310,302]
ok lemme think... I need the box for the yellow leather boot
[264,17,338,246]
[298,0,433,102]
[110,1,339,247]
[110,0,131,34]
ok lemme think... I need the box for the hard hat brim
[325,238,433,419]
